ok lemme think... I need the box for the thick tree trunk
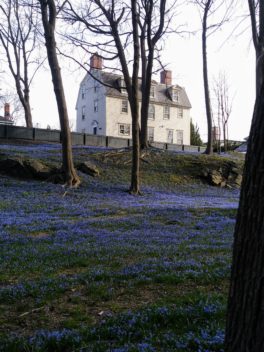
[140,48,154,150]
[225,84,264,351]
[248,0,264,97]
[46,43,79,186]
[140,31,149,150]
[202,1,213,155]
[256,48,264,96]
[106,8,140,194]
[130,101,140,194]
[129,0,140,194]
[40,0,80,187]
[24,100,33,128]
[16,83,33,128]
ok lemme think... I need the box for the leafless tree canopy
[213,71,233,152]
[0,0,43,127]
[193,0,237,154]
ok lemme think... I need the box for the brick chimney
[4,103,10,118]
[160,70,172,85]
[90,53,103,70]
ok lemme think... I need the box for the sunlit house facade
[76,54,191,145]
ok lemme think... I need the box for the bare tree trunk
[24,102,33,128]
[223,122,227,152]
[15,80,33,127]
[139,0,167,150]
[39,0,80,187]
[225,82,264,351]
[130,101,140,194]
[202,0,213,154]
[140,48,154,150]
[256,48,264,96]
[225,5,264,346]
[248,0,264,96]
[130,0,140,194]
[139,26,149,150]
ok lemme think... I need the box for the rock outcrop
[0,157,100,183]
[201,162,243,188]
[0,157,55,180]
[75,161,99,177]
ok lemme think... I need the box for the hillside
[0,142,244,189]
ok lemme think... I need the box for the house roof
[93,71,192,109]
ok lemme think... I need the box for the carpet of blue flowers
[0,143,240,351]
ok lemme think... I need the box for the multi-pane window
[120,78,126,94]
[176,130,183,145]
[82,106,85,120]
[177,108,183,118]
[121,100,128,113]
[119,123,130,136]
[81,86,86,99]
[167,129,173,144]
[172,89,179,102]
[148,127,154,142]
[163,105,170,119]
[150,85,155,98]
[94,99,98,112]
[148,104,155,120]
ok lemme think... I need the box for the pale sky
[5,1,255,142]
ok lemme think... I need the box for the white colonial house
[76,54,191,145]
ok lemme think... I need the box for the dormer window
[119,78,127,94]
[172,89,179,102]
[150,85,155,98]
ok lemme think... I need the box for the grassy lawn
[0,143,241,351]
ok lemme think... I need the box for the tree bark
[129,0,140,194]
[15,79,33,128]
[256,47,264,96]
[202,0,213,155]
[140,47,154,150]
[225,82,264,351]
[248,0,264,96]
[139,23,149,150]
[139,0,166,150]
[39,0,80,187]
[100,0,140,194]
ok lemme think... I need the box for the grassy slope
[0,144,243,351]
[78,147,244,188]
